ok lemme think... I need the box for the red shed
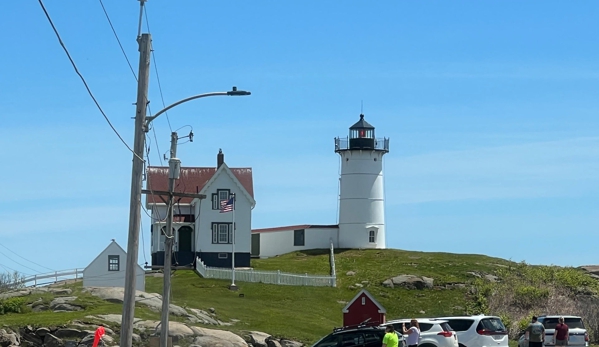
[342,289,386,327]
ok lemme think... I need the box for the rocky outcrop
[382,275,434,290]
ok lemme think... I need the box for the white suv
[518,315,589,347]
[437,315,509,347]
[382,318,458,347]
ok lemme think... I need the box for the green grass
[144,249,512,343]
[0,249,518,344]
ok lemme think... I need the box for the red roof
[252,224,338,233]
[146,166,254,205]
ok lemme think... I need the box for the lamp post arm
[145,88,250,127]
[145,92,228,126]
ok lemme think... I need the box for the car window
[419,323,433,332]
[477,318,507,332]
[541,318,585,329]
[364,331,383,344]
[314,334,339,347]
[446,319,475,332]
[440,323,454,332]
[340,332,365,347]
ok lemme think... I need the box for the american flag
[220,196,234,213]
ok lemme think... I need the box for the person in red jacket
[554,317,569,346]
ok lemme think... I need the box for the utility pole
[160,132,180,347]
[120,32,151,347]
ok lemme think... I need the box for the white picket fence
[23,268,85,287]
[195,256,337,287]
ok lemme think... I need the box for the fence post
[55,271,58,283]
[251,269,254,282]
[34,275,37,287]
[277,270,281,285]
[304,273,308,286]
[75,269,78,280]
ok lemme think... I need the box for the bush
[0,297,25,314]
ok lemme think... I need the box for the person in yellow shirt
[382,325,399,347]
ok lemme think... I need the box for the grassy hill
[1,248,597,346]
[145,248,511,341]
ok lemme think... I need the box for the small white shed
[83,240,145,291]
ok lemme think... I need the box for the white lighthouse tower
[335,114,389,249]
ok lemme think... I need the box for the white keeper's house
[146,149,255,268]
[251,114,390,258]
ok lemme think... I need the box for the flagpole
[229,193,237,290]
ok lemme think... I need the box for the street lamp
[120,53,251,347]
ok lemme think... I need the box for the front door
[178,226,193,252]
[251,233,260,257]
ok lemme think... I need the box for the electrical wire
[0,243,55,272]
[143,5,173,132]
[97,0,137,81]
[36,0,143,162]
[0,249,45,274]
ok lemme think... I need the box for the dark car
[311,323,391,347]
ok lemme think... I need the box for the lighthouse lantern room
[335,114,389,249]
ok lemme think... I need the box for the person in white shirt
[402,319,421,347]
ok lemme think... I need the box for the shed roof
[342,288,386,314]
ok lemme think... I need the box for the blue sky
[0,1,597,277]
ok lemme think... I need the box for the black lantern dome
[349,114,375,149]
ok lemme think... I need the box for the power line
[144,6,173,132]
[0,243,55,272]
[0,249,45,274]
[97,0,138,81]
[36,0,143,162]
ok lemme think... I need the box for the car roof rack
[333,319,381,332]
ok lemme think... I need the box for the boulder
[84,287,187,316]
[382,279,394,288]
[0,329,19,347]
[467,272,481,278]
[422,276,434,288]
[54,329,88,339]
[191,327,247,347]
[49,288,73,295]
[44,334,64,347]
[53,304,84,312]
[246,331,270,347]
[280,340,304,347]
[50,297,83,311]
[266,337,283,347]
[484,274,499,282]
[346,271,356,276]
[35,328,51,337]
[0,290,30,300]
[19,330,42,347]
[136,320,194,338]
[390,275,430,290]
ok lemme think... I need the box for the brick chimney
[217,149,224,168]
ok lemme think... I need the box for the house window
[212,189,230,210]
[218,253,228,259]
[369,230,376,243]
[294,229,305,246]
[108,255,119,271]
[212,223,232,244]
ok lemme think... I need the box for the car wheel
[419,344,437,347]
[458,344,466,347]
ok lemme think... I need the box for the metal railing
[334,137,389,152]
[23,268,85,287]
[195,257,336,287]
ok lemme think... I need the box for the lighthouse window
[294,229,305,246]
[369,230,376,243]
